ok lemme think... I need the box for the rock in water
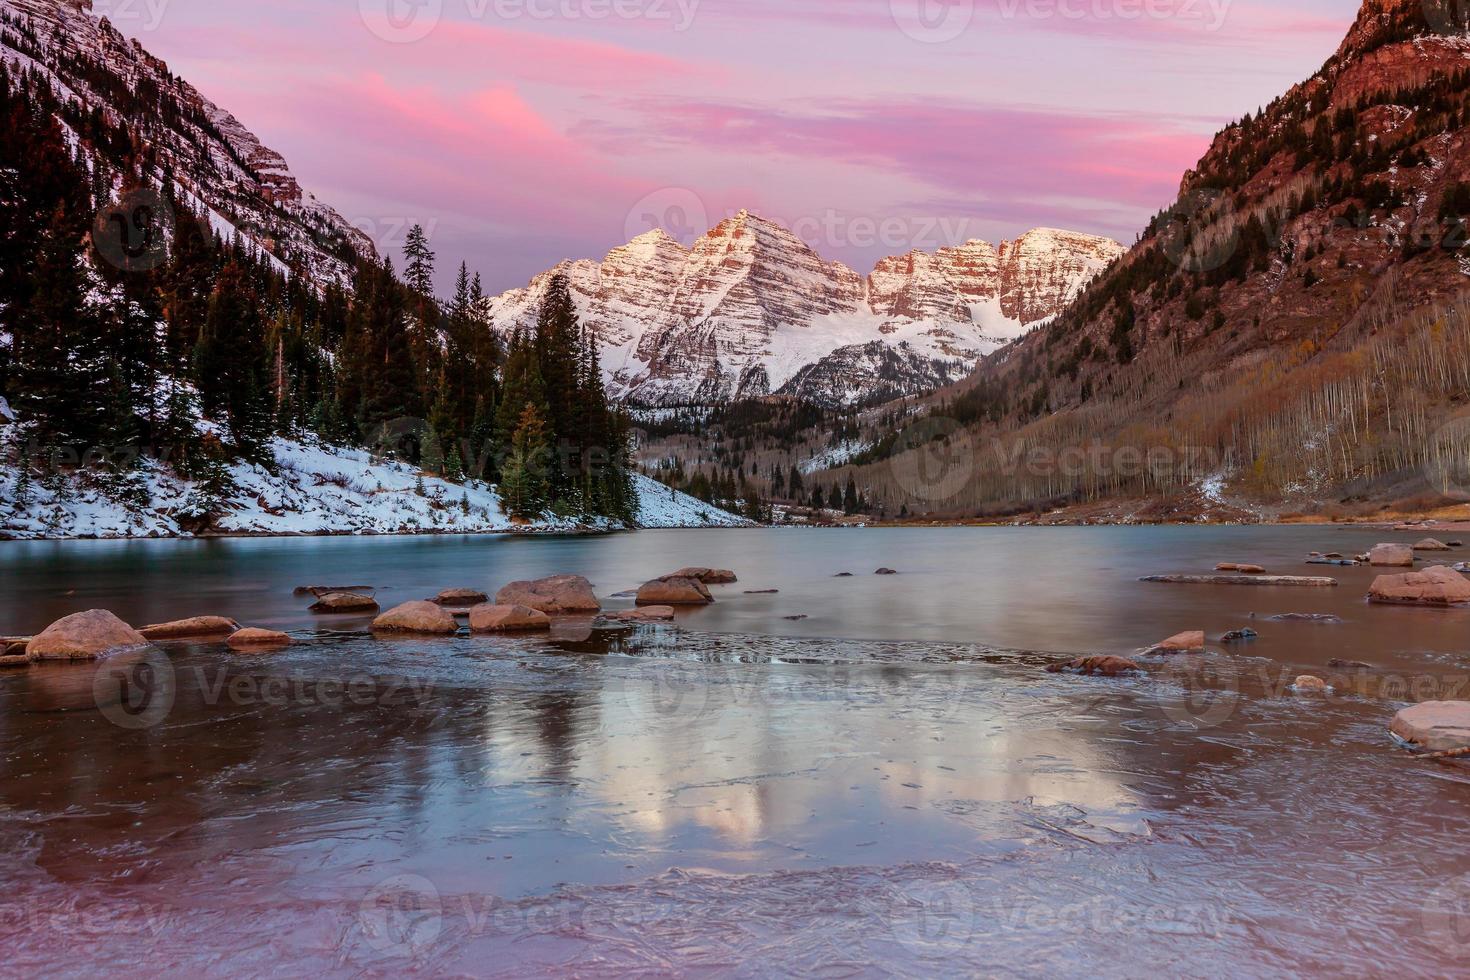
[431,588,489,607]
[1413,538,1451,552]
[1216,563,1265,574]
[602,606,677,623]
[1141,574,1337,587]
[309,592,381,613]
[1391,701,1470,753]
[1221,628,1259,643]
[228,628,292,650]
[495,575,601,614]
[1147,631,1206,655]
[1368,566,1470,606]
[1368,543,1415,567]
[469,604,552,632]
[671,568,738,585]
[1293,675,1328,693]
[1046,656,1141,678]
[875,568,899,575]
[636,576,714,606]
[373,601,459,635]
[27,610,150,662]
[140,616,241,640]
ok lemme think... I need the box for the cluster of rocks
[3,608,294,667]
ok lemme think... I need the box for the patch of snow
[0,430,749,540]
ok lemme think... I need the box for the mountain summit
[482,212,1121,407]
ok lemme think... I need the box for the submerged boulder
[603,606,677,623]
[227,628,292,650]
[1391,701,1470,753]
[469,604,551,632]
[875,568,899,576]
[1215,563,1265,574]
[495,575,601,614]
[1368,565,1470,606]
[431,588,489,607]
[1414,538,1452,552]
[309,592,381,613]
[637,576,713,606]
[27,610,150,662]
[139,616,241,641]
[1046,655,1141,678]
[1368,543,1415,567]
[671,568,738,585]
[372,601,459,635]
[294,585,374,597]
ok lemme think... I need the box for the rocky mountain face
[0,0,374,287]
[482,212,1121,408]
[842,0,1470,515]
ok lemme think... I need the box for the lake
[2,527,1468,976]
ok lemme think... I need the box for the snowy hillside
[0,0,374,288]
[482,212,1122,408]
[0,433,751,540]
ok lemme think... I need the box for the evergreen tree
[194,261,273,462]
[501,402,551,519]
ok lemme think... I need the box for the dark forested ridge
[0,47,636,527]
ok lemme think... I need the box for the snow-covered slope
[0,432,750,539]
[0,0,374,287]
[482,212,1122,408]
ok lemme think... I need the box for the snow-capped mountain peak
[483,212,1122,407]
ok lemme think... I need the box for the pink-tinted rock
[1046,655,1141,678]
[227,628,292,650]
[27,610,150,662]
[1368,543,1414,567]
[1148,631,1206,655]
[309,592,381,613]
[671,567,738,585]
[431,588,489,607]
[1293,675,1328,693]
[140,616,240,640]
[372,601,459,635]
[495,575,601,614]
[1368,565,1470,606]
[636,576,713,606]
[469,604,552,632]
[1391,701,1470,753]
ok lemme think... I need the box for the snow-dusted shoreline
[0,435,751,541]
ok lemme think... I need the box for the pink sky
[105,0,1358,293]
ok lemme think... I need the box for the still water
[2,527,1469,976]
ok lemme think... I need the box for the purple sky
[105,0,1358,293]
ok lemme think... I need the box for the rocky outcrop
[469,604,552,632]
[482,212,1121,408]
[0,0,374,289]
[140,617,241,640]
[495,575,601,614]
[227,628,292,650]
[636,576,714,606]
[27,609,150,662]
[1368,565,1470,605]
[372,601,459,635]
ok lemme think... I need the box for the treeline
[0,60,634,523]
